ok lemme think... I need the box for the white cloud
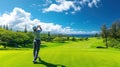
[88,0,100,8]
[0,7,99,34]
[71,11,76,14]
[79,0,89,5]
[42,0,100,14]
[43,0,78,13]
[42,0,53,7]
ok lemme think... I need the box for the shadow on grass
[34,59,66,67]
[96,46,107,49]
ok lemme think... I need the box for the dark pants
[33,39,41,61]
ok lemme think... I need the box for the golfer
[32,25,42,63]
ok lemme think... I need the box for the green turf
[0,38,120,67]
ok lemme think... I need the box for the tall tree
[24,25,27,33]
[47,31,51,42]
[110,22,117,39]
[10,27,12,31]
[101,24,108,48]
[3,25,6,29]
[48,31,50,37]
[5,25,9,30]
[116,20,120,38]
[0,25,2,28]
[94,33,99,37]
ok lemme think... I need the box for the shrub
[11,32,29,47]
[79,37,84,41]
[71,36,76,41]
[85,37,89,40]
[26,32,34,43]
[67,36,70,41]
[0,28,30,47]
[0,42,7,48]
[53,37,66,43]
[108,38,120,48]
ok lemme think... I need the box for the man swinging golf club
[32,25,42,63]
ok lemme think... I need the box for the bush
[0,28,30,47]
[67,36,70,41]
[26,32,34,43]
[41,37,47,41]
[108,38,120,48]
[46,37,53,42]
[11,32,29,47]
[0,42,7,48]
[53,37,66,43]
[71,36,76,41]
[85,37,89,40]
[79,38,84,41]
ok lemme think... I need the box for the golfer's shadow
[35,59,66,67]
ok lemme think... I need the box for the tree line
[0,26,81,48]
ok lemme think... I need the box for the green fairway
[0,38,120,67]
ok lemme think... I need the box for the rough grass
[0,38,120,67]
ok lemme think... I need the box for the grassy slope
[0,38,120,67]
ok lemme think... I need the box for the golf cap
[33,26,37,29]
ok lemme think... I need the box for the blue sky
[0,0,120,34]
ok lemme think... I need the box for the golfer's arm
[40,26,42,31]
